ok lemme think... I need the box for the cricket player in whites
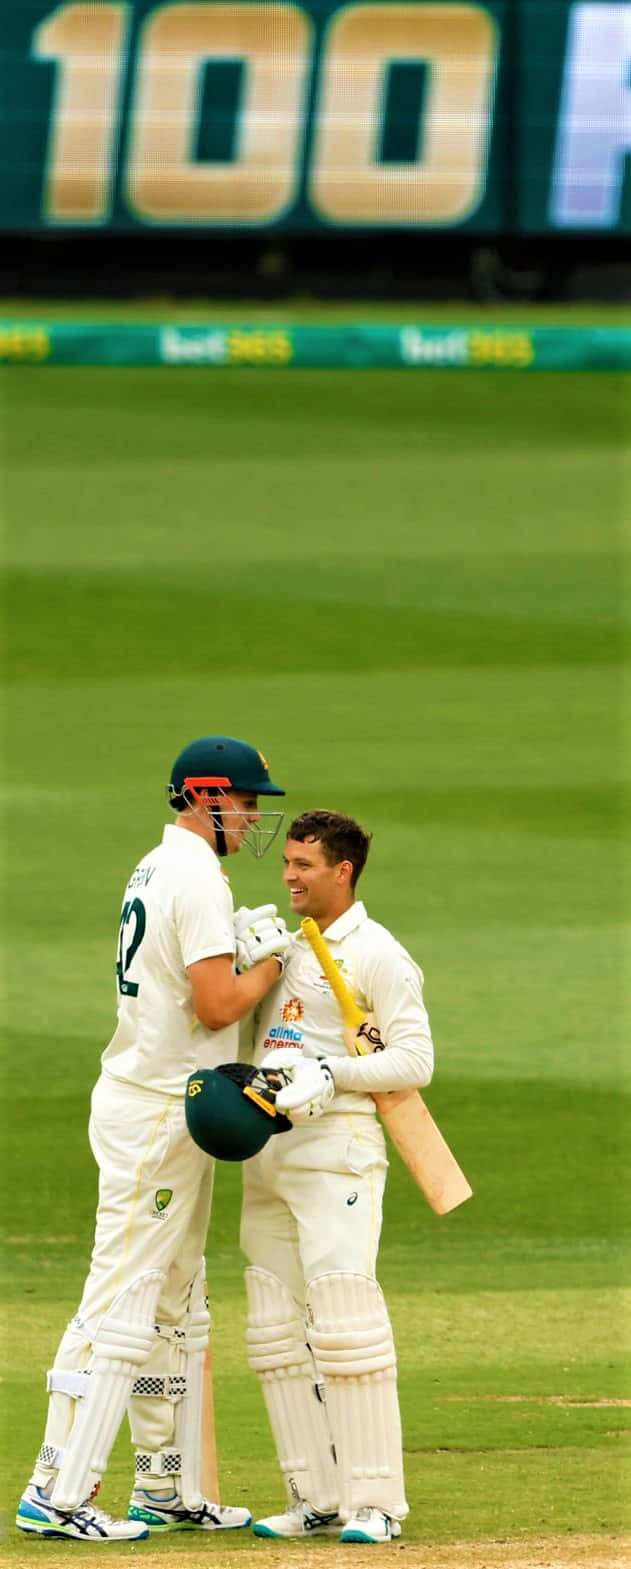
[241,810,435,1545]
[17,735,291,1541]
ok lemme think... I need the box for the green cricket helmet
[185,1063,292,1161]
[168,735,284,858]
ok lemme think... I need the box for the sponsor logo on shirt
[281,997,304,1023]
[311,960,350,996]
[262,1025,304,1050]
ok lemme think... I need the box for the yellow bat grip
[300,917,366,1029]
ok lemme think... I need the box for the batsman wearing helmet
[17,735,290,1542]
[239,810,435,1546]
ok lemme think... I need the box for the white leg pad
[32,1321,92,1487]
[174,1270,210,1511]
[51,1271,164,1512]
[129,1263,210,1512]
[306,1273,408,1521]
[245,1267,338,1514]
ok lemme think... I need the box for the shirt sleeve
[174,865,235,968]
[329,936,434,1094]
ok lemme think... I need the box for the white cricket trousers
[36,1072,214,1479]
[240,1112,409,1524]
[240,1111,388,1301]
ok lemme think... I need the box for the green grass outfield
[1,313,630,1565]
[1,298,628,323]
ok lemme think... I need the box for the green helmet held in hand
[185,1063,292,1162]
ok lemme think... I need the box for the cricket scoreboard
[1,0,629,232]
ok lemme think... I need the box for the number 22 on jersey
[116,898,146,996]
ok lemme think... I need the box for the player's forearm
[192,958,281,1031]
[330,1036,434,1095]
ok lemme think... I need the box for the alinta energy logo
[153,1188,173,1218]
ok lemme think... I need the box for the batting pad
[173,1267,210,1510]
[306,1273,408,1521]
[245,1267,339,1514]
[130,1264,210,1510]
[51,1271,164,1513]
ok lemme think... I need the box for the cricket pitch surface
[4,1533,630,1569]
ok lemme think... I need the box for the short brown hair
[286,810,371,890]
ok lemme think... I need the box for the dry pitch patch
[3,1538,629,1569]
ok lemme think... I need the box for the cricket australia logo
[313,958,348,996]
[153,1188,173,1218]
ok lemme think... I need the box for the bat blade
[300,916,472,1216]
[374,1088,472,1214]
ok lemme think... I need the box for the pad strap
[47,1369,90,1399]
[131,1373,186,1400]
[135,1447,182,1478]
[37,1442,66,1470]
[155,1323,187,1344]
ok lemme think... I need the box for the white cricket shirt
[252,901,434,1115]
[101,823,237,1096]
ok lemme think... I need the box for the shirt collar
[314,900,367,942]
[162,822,222,870]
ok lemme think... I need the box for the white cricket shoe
[340,1507,402,1543]
[253,1501,342,1538]
[16,1483,149,1540]
[127,1488,251,1532]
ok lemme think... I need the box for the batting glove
[275,1057,335,1124]
[234,906,292,973]
[234,904,281,937]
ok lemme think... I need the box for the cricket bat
[300,917,472,1216]
[200,1342,220,1503]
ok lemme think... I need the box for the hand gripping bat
[300,917,472,1216]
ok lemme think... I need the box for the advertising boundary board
[0,321,630,368]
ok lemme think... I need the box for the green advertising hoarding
[1,0,629,233]
[1,321,629,367]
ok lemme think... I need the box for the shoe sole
[128,1516,252,1534]
[17,1519,148,1542]
[340,1527,401,1544]
[254,1523,340,1539]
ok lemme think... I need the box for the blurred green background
[1,317,629,1554]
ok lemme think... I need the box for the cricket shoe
[16,1484,149,1540]
[127,1488,251,1532]
[340,1507,402,1543]
[253,1501,342,1538]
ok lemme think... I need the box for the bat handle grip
[300,917,365,1028]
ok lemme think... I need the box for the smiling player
[240,809,435,1545]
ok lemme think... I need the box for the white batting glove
[234,907,292,973]
[275,1058,335,1124]
[234,904,280,937]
